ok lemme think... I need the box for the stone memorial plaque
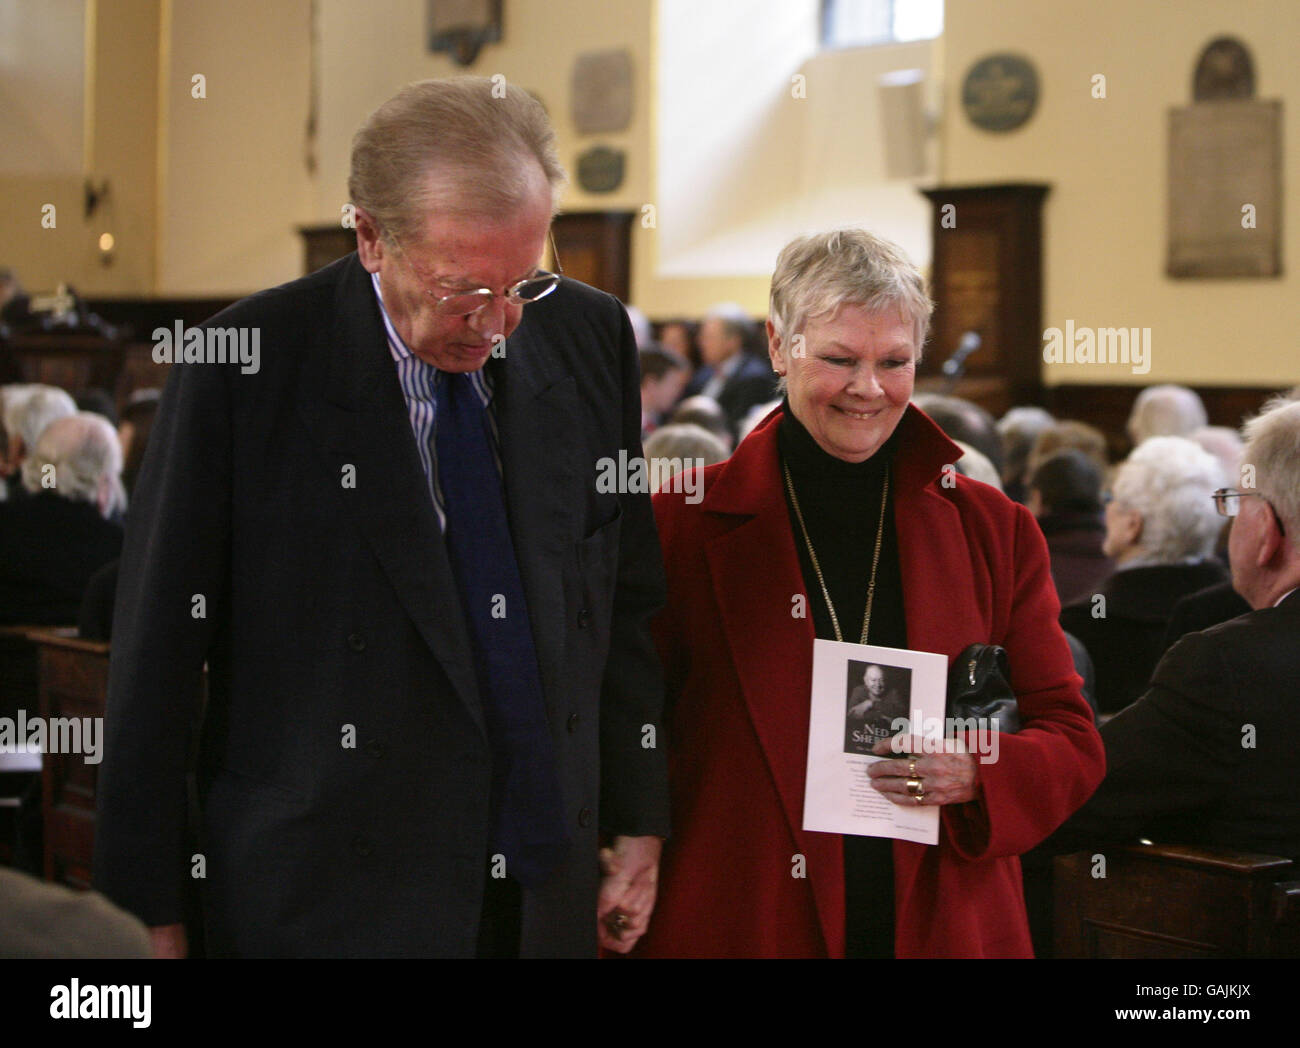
[576,146,625,194]
[1167,100,1281,278]
[572,50,633,134]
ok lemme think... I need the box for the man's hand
[597,834,662,953]
[150,923,188,959]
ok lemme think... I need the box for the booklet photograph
[802,639,948,845]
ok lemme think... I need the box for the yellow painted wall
[0,0,160,297]
[943,0,1300,388]
[156,0,313,295]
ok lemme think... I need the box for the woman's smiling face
[770,303,918,462]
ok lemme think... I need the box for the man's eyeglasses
[1212,487,1286,533]
[389,229,563,317]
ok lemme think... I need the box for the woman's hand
[868,735,980,807]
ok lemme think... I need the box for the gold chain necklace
[782,459,890,645]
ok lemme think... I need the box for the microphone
[941,331,982,379]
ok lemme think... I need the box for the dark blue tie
[434,371,570,886]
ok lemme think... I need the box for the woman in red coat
[633,230,1104,958]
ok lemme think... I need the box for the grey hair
[1241,396,1300,548]
[348,76,567,244]
[4,384,77,450]
[1127,384,1208,444]
[21,412,125,517]
[1112,436,1225,563]
[768,229,933,370]
[644,423,729,486]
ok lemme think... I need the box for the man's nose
[466,295,509,340]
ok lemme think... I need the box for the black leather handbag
[946,643,1020,734]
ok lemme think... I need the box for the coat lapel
[702,417,843,953]
[294,257,485,735]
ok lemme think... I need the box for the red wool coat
[634,406,1105,958]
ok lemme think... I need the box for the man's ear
[354,208,385,274]
[1255,509,1286,569]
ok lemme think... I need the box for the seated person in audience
[681,303,776,436]
[737,397,782,443]
[0,866,151,958]
[657,318,697,367]
[911,393,1004,479]
[76,387,119,428]
[118,387,161,497]
[1027,418,1109,475]
[1060,437,1226,713]
[951,440,1001,490]
[997,405,1055,504]
[668,395,733,454]
[1160,579,1250,654]
[1054,398,1300,862]
[1126,383,1207,446]
[638,344,690,440]
[1,383,77,501]
[1027,449,1114,608]
[0,413,125,624]
[643,423,728,494]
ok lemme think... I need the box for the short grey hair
[1241,396,1300,548]
[1112,436,1225,563]
[348,76,567,243]
[644,423,729,492]
[21,412,125,517]
[1127,384,1208,444]
[3,384,77,450]
[768,228,933,356]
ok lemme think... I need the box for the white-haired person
[633,228,1102,958]
[1060,436,1227,714]
[1,383,77,500]
[0,412,124,624]
[1056,397,1300,862]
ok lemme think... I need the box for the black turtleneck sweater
[778,402,907,959]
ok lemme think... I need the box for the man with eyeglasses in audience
[94,77,669,958]
[1054,396,1300,862]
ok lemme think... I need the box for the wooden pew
[1055,841,1300,958]
[26,629,109,889]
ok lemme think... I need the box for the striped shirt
[372,271,502,533]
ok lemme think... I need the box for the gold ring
[609,912,628,930]
[907,757,918,777]
[913,794,923,804]
[906,777,924,797]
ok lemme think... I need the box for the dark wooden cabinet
[918,184,1050,415]
[551,211,635,303]
[300,223,359,275]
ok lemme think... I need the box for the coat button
[578,807,593,828]
[352,835,373,857]
[566,713,580,733]
[577,608,591,629]
[347,632,366,651]
[364,738,385,758]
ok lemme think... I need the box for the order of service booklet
[802,639,948,846]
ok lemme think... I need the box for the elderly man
[1126,383,1207,446]
[0,412,124,624]
[93,78,669,958]
[681,302,775,436]
[1058,397,1300,861]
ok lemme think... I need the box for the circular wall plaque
[962,53,1039,132]
[576,146,625,194]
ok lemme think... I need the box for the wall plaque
[1168,38,1281,278]
[961,54,1038,133]
[571,50,633,134]
[576,146,625,194]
